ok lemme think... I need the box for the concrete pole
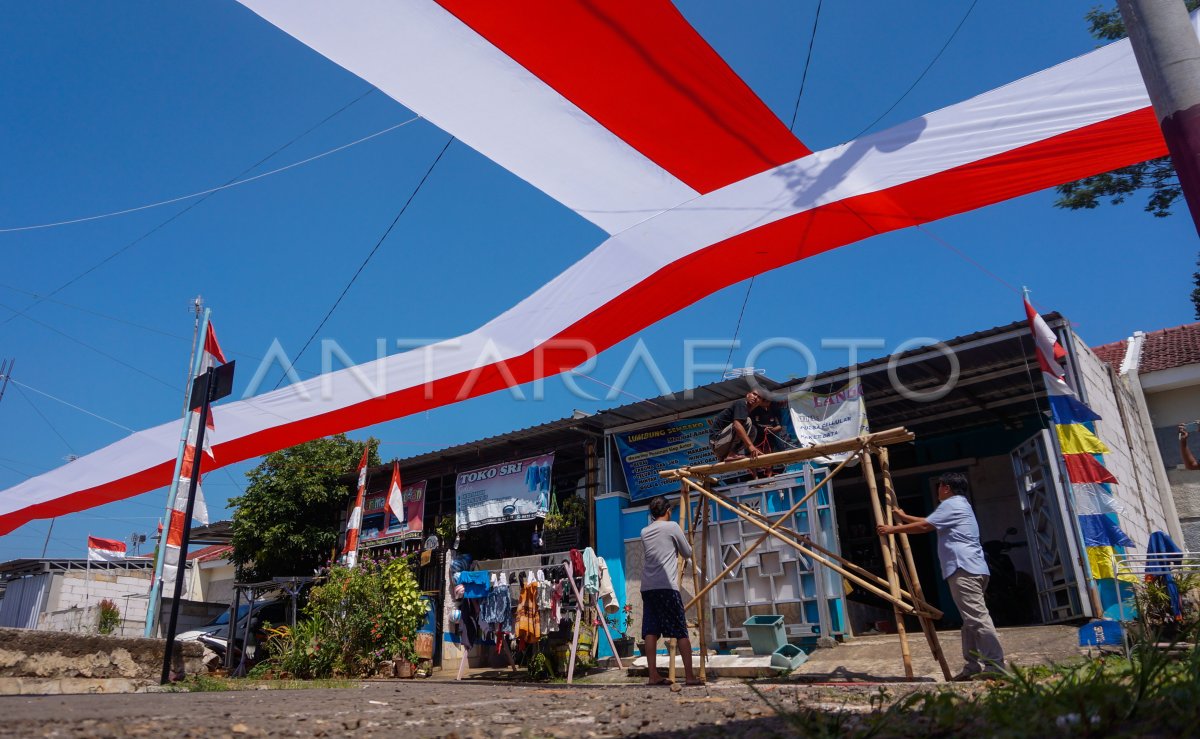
[1118,0,1200,234]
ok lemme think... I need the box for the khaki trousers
[946,569,1005,673]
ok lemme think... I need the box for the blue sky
[0,1,1193,561]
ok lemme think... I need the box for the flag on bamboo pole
[385,461,407,528]
[343,446,370,568]
[1023,297,1134,559]
[87,536,126,562]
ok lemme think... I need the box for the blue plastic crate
[743,614,786,655]
[770,643,808,671]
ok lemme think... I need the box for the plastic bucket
[743,614,786,655]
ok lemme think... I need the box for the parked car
[176,603,252,642]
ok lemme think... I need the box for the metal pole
[146,308,210,637]
[1117,0,1200,234]
[160,367,214,684]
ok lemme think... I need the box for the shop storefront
[348,314,1177,668]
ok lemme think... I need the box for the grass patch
[753,639,1200,737]
[170,674,354,693]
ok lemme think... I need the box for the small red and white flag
[384,461,406,527]
[1023,297,1071,392]
[87,536,126,562]
[200,322,228,432]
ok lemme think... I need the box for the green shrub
[265,555,428,678]
[96,599,120,635]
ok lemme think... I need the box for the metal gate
[705,467,845,643]
[1010,430,1089,622]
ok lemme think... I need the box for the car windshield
[208,604,251,626]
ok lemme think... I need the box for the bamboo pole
[662,428,914,479]
[670,482,689,684]
[702,479,942,619]
[879,447,952,681]
[698,497,709,683]
[862,448,913,679]
[680,475,918,614]
[681,451,859,610]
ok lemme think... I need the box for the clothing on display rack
[582,547,600,594]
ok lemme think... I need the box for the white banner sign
[787,380,868,464]
[456,452,553,531]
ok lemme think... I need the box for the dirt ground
[0,678,935,738]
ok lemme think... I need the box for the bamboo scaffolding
[878,447,952,680]
[695,478,942,619]
[658,427,948,680]
[862,448,914,679]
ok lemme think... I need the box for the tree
[229,434,380,581]
[1052,2,1198,219]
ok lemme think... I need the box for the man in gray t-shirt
[640,496,701,686]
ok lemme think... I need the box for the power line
[0,89,387,330]
[13,384,75,453]
[0,301,177,392]
[724,277,756,373]
[788,0,823,132]
[273,136,456,389]
[0,108,418,235]
[8,378,135,433]
[850,0,979,139]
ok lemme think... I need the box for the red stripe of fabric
[1063,454,1119,485]
[433,0,809,192]
[166,510,187,548]
[87,535,125,552]
[0,107,1163,536]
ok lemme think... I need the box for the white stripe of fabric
[1041,372,1074,397]
[1073,483,1125,516]
[0,23,1175,521]
[87,548,126,563]
[236,0,697,234]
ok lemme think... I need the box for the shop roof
[388,375,788,479]
[785,313,1067,436]
[374,314,1068,479]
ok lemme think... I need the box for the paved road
[0,679,894,738]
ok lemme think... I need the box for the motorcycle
[983,527,1040,626]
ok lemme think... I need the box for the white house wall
[1071,335,1170,547]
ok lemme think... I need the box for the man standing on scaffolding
[708,389,771,461]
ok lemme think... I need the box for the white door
[1010,430,1090,621]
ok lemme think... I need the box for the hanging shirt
[924,495,989,578]
[516,581,541,645]
[457,570,491,599]
[582,547,600,594]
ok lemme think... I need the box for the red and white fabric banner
[342,447,370,568]
[0,5,1193,535]
[87,535,126,563]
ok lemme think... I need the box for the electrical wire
[0,301,177,392]
[788,0,823,132]
[0,89,386,330]
[850,0,979,139]
[8,378,136,433]
[730,1,826,372]
[0,112,417,235]
[273,136,455,389]
[13,384,75,453]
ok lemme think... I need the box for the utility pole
[1118,0,1200,235]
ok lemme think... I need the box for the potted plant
[543,494,585,549]
[607,604,635,658]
